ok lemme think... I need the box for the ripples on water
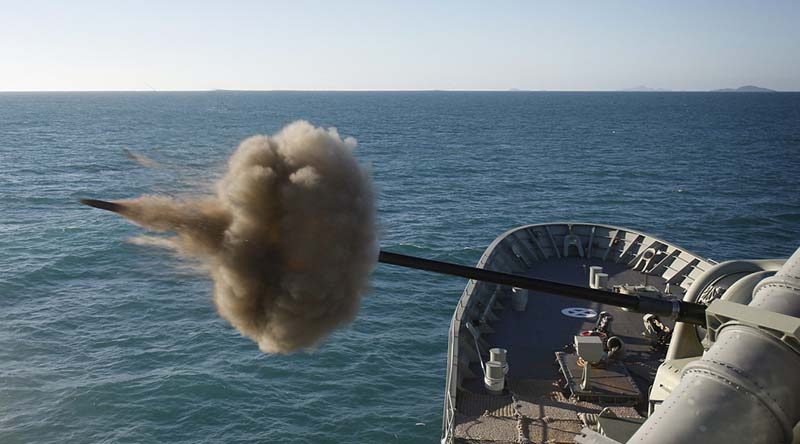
[1,92,798,443]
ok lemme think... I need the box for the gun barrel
[378,250,706,325]
[79,199,125,213]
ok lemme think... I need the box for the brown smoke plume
[102,121,377,353]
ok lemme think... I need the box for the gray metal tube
[667,259,785,360]
[750,249,800,317]
[629,248,800,444]
[722,270,776,304]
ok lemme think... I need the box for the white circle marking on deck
[561,307,598,319]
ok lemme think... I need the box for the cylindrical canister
[490,348,509,375]
[589,266,603,289]
[484,361,505,394]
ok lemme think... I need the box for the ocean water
[1,91,799,443]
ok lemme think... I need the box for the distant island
[620,85,671,92]
[711,85,776,92]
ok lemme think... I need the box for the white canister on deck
[484,361,505,394]
[589,266,603,289]
[489,348,509,375]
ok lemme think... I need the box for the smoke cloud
[107,121,377,353]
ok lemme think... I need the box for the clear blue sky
[2,0,798,91]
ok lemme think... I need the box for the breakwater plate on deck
[561,307,597,318]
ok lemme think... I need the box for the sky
[1,0,798,91]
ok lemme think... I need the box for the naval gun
[80,198,705,325]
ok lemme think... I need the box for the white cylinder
[489,348,506,363]
[589,266,603,289]
[594,273,609,289]
[490,348,509,375]
[484,361,505,394]
[511,287,528,312]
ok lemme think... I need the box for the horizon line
[0,88,797,93]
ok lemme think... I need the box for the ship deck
[442,223,714,444]
[452,258,672,444]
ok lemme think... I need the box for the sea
[1,91,799,443]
